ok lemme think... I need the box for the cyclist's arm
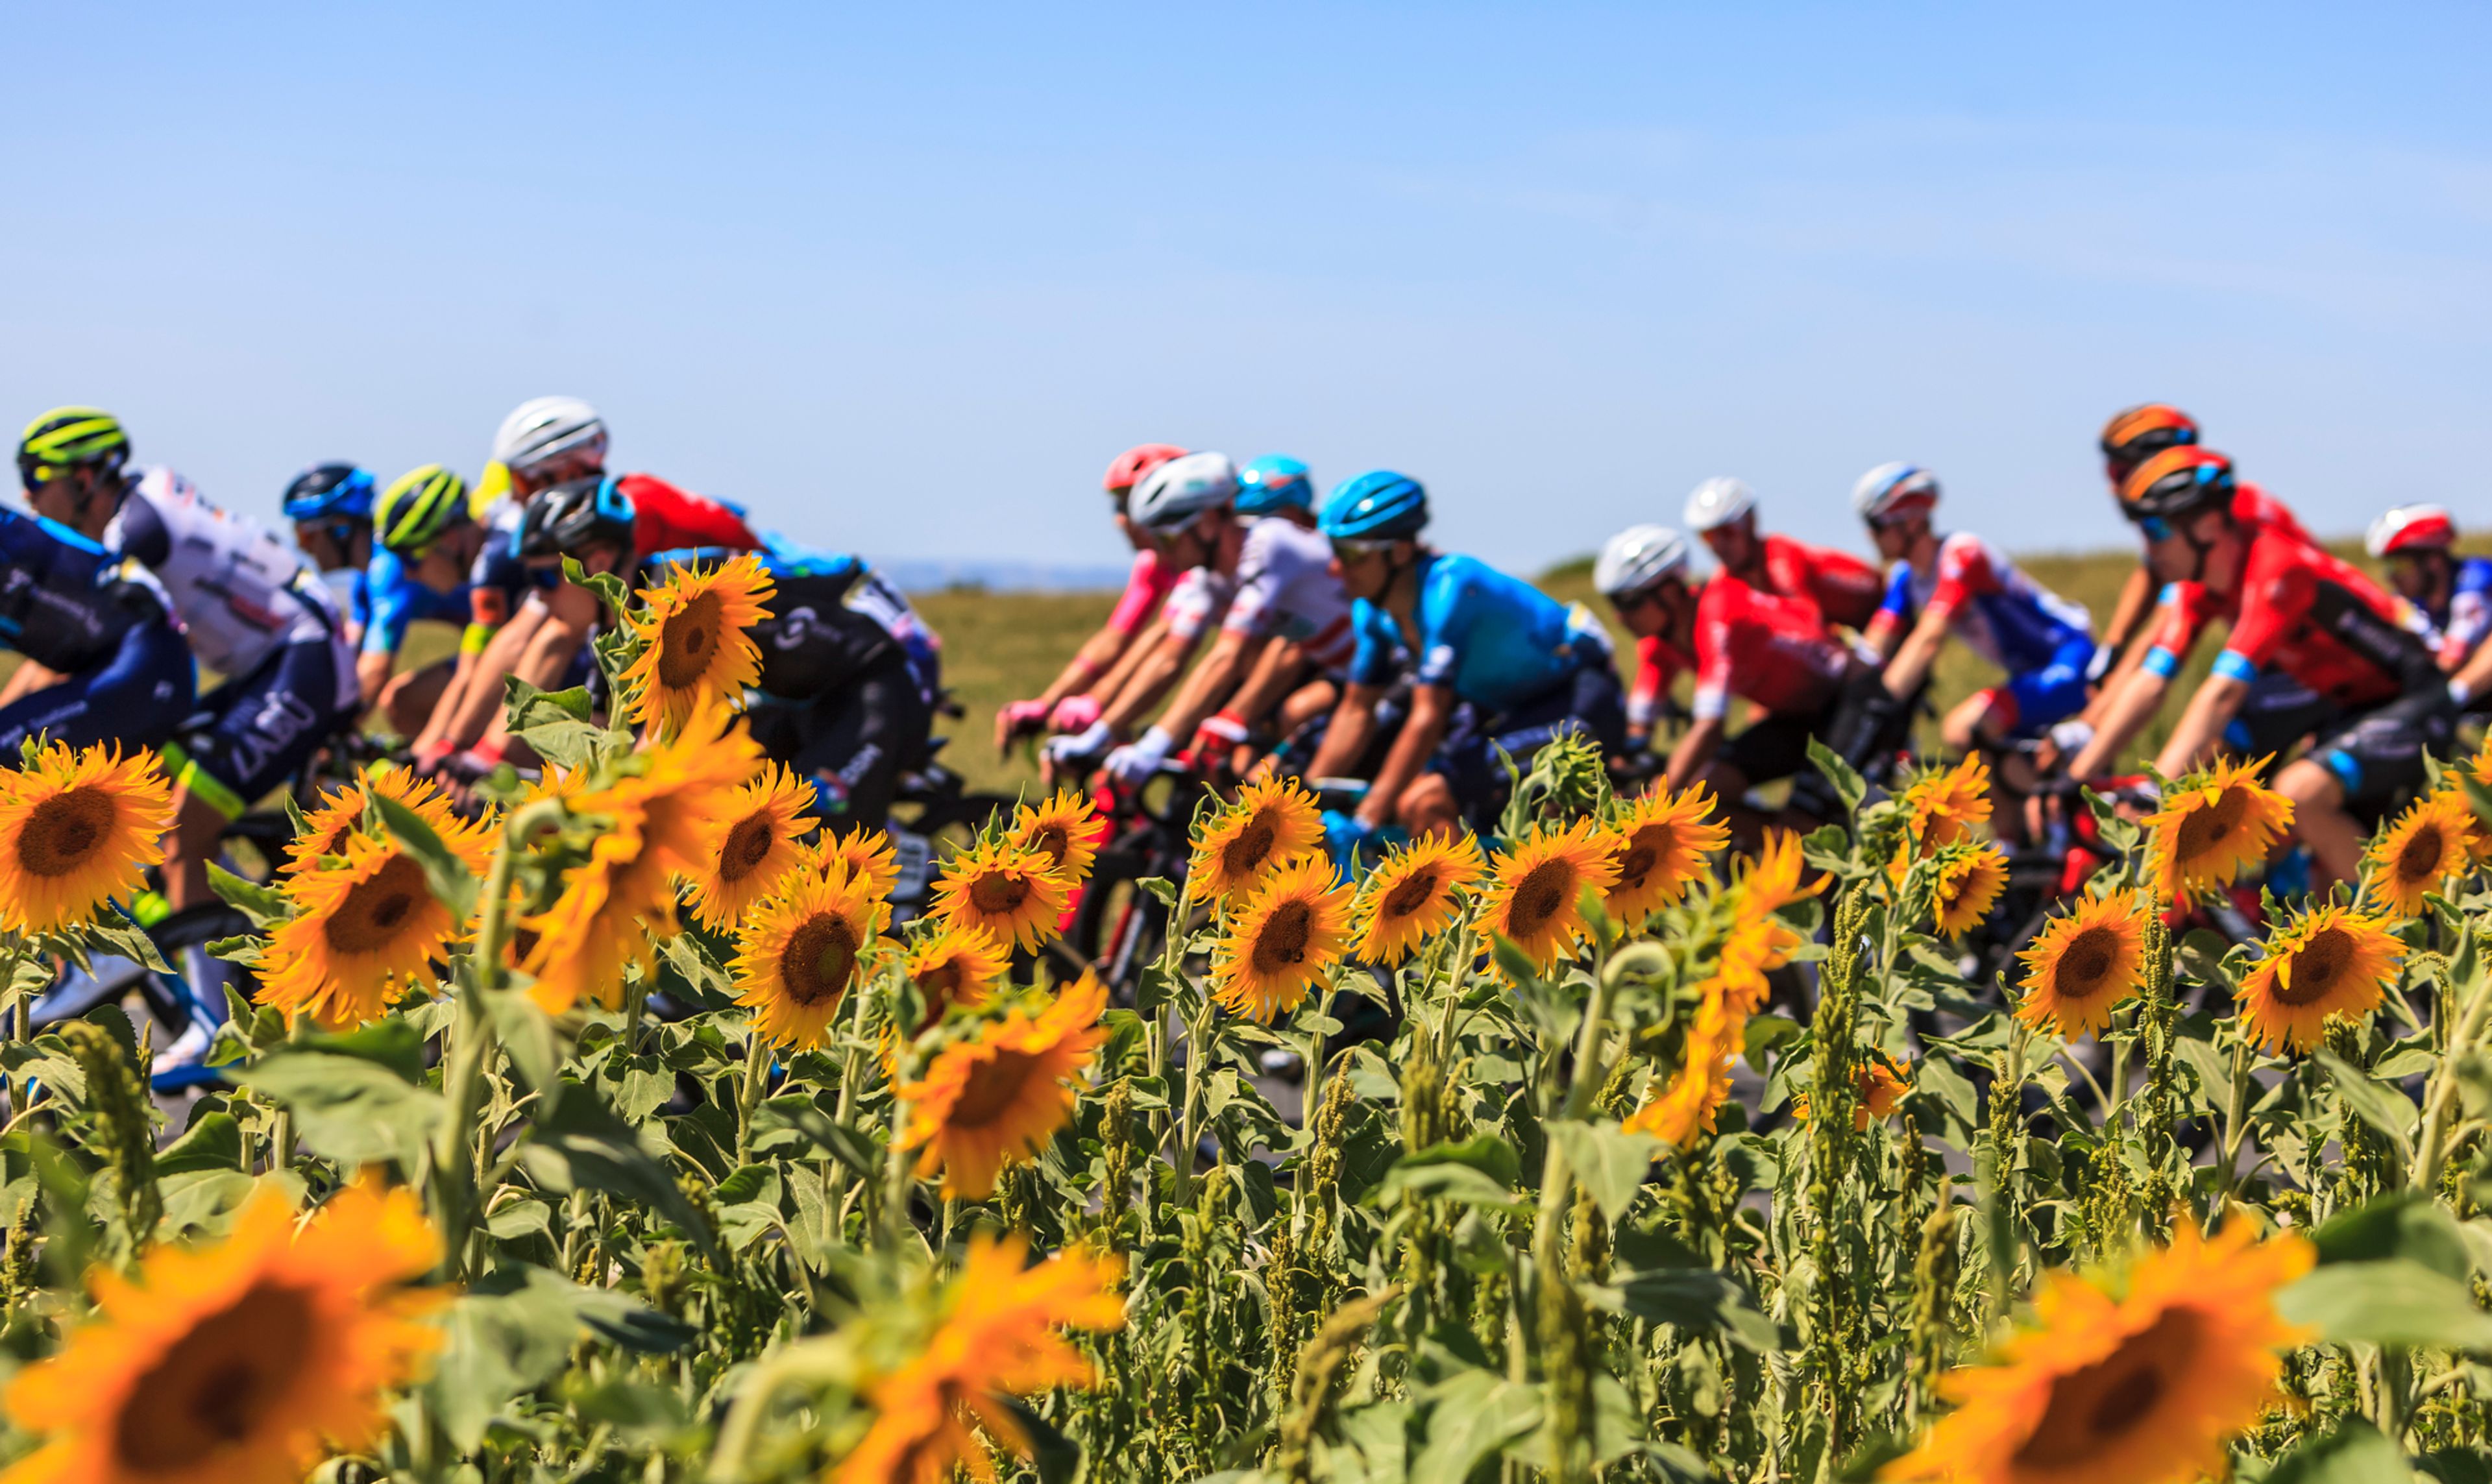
[1034,623,1135,712]
[1099,622,1210,738]
[2067,661,2173,777]
[432,602,549,752]
[1357,681,1453,831]
[1882,606,1950,699]
[2098,564,2155,658]
[1134,627,1259,748]
[2153,672,2251,776]
[2450,639,2492,705]
[0,659,60,711]
[1086,614,1171,719]
[1663,712,1726,794]
[1306,683,1385,780]
[1223,637,1306,731]
[354,651,395,718]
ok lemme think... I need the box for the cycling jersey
[1868,533,2093,674]
[358,547,470,659]
[1687,575,1848,721]
[108,468,334,680]
[621,474,759,557]
[2234,481,2310,544]
[1347,552,1609,714]
[2143,525,2436,707]
[467,496,536,635]
[2421,555,2492,668]
[1105,549,1180,638]
[1160,566,1232,643]
[1223,517,1355,674]
[0,505,177,674]
[1761,534,1885,631]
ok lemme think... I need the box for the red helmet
[1103,443,1188,494]
[2099,404,2199,481]
[2116,446,2235,524]
[2367,504,2458,558]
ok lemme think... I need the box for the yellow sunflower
[1885,1220,2312,1484]
[2014,890,2149,1040]
[1186,776,1323,905]
[618,552,774,740]
[2363,789,2472,919]
[834,1233,1125,1484]
[2142,755,2291,903]
[1602,785,1728,929]
[931,838,1068,951]
[819,825,901,902]
[898,974,1109,1200]
[1929,843,2010,940]
[1351,833,1486,967]
[1794,1052,1912,1130]
[687,764,820,932]
[1898,753,1992,866]
[1212,856,1354,1023]
[285,764,490,879]
[1624,991,1742,1147]
[1480,819,1622,979]
[3,1177,444,1484]
[733,867,883,1051]
[1007,788,1102,886]
[2235,904,2403,1054]
[1737,829,1825,919]
[258,836,467,1029]
[0,741,173,935]
[901,925,1008,1038]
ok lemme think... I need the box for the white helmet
[2365,504,2458,557]
[1683,476,1757,533]
[1852,462,1940,524]
[1593,524,1691,598]
[1129,451,1238,531]
[493,396,608,474]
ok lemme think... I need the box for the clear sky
[5,3,2487,574]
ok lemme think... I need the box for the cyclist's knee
[1393,773,1460,838]
[2273,757,2345,816]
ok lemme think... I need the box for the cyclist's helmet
[374,465,474,557]
[1129,452,1238,532]
[1593,524,1691,599]
[2367,504,2458,559]
[2116,447,2236,526]
[1319,471,1430,541]
[18,406,130,487]
[493,396,608,475]
[518,474,637,558]
[1103,443,1187,494]
[282,463,375,523]
[1235,455,1315,516]
[2099,404,2199,481]
[1851,462,1939,524]
[1682,476,1757,533]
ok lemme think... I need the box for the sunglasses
[2136,515,2173,542]
[1330,537,1395,560]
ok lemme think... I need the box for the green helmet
[374,464,472,557]
[18,406,130,485]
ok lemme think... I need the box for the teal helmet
[1235,455,1313,516]
[1317,470,1428,541]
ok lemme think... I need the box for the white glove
[2047,719,2095,756]
[2084,642,2115,684]
[1105,725,1175,785]
[2450,676,2474,708]
[1045,720,1116,764]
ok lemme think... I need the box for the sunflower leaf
[204,861,289,928]
[2277,1258,2492,1351]
[2316,1051,2419,1167]
[504,677,605,770]
[232,1049,445,1169]
[2261,1420,2416,1484]
[373,793,478,925]
[520,1083,718,1257]
[1544,1119,1661,1223]
[2310,1191,2472,1281]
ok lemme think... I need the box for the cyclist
[17,408,358,916]
[1099,454,1354,785]
[994,443,1188,753]
[1680,476,1886,634]
[2366,504,2492,708]
[1594,522,1900,836]
[282,463,376,635]
[0,483,191,757]
[2065,448,2452,888]
[1854,463,2095,757]
[359,465,491,735]
[1306,471,1622,853]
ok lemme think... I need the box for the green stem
[2416,931,2492,1192]
[735,1028,772,1166]
[1171,992,1216,1207]
[2216,1035,2254,1205]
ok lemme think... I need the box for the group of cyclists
[0,395,2480,1079]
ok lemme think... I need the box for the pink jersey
[1105,549,1179,637]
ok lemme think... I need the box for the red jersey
[2144,522,2433,707]
[2232,480,2309,544]
[1762,533,1885,631]
[621,474,761,559]
[1689,574,1848,720]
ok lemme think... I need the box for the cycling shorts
[1728,666,1914,808]
[0,619,195,757]
[1433,655,1627,820]
[2313,688,2459,810]
[161,635,350,818]
[2220,671,2336,760]
[744,649,931,831]
[1988,632,2097,737]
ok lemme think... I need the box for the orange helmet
[2099,404,2199,482]
[2117,446,2236,526]
[1103,443,1187,494]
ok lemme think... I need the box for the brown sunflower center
[1250,900,1315,975]
[2396,822,2450,882]
[914,957,971,1034]
[2173,788,2248,865]
[2012,1307,2201,1468]
[947,1046,1045,1128]
[969,870,1031,916]
[18,786,116,877]
[322,853,432,956]
[779,912,861,1007]
[1381,865,1444,919]
[655,591,726,688]
[2053,924,2123,1001]
[1508,858,1576,937]
[1221,814,1279,877]
[1025,824,1070,870]
[718,814,777,883]
[112,1278,316,1470]
[2273,926,2354,1006]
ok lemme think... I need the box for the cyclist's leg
[1787,666,1910,820]
[1428,661,1624,832]
[1716,709,1818,842]
[2286,689,2459,887]
[376,655,458,738]
[0,620,195,756]
[2224,670,2336,764]
[159,636,347,911]
[783,657,931,833]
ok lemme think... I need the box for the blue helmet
[1318,470,1428,541]
[1235,455,1313,516]
[282,463,374,522]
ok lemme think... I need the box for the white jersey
[1222,517,1355,673]
[108,467,338,681]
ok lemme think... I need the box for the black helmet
[517,475,636,559]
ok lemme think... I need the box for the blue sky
[5,3,2487,574]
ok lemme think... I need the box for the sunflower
[1898,753,1992,866]
[1602,785,1728,929]
[2235,904,2403,1054]
[834,1233,1125,1484]
[1212,857,1354,1023]
[2363,789,2472,919]
[898,974,1109,1199]
[1885,1220,2312,1484]
[1186,776,1323,905]
[687,764,820,932]
[1737,829,1824,919]
[1624,992,1742,1147]
[901,925,1008,1037]
[820,825,901,902]
[1480,819,1622,979]
[286,764,490,879]
[2142,755,2291,903]
[1351,833,1485,966]
[258,836,467,1029]
[1007,788,1102,887]
[2014,890,2149,1040]
[733,868,882,1051]
[1794,1052,1912,1130]
[3,1178,444,1484]
[1929,843,2010,940]
[931,838,1068,951]
[0,741,173,935]
[618,553,774,740]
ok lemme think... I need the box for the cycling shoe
[149,1018,226,1093]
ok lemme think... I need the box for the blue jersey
[0,506,178,674]
[2420,555,2492,666]
[1874,533,2091,676]
[1347,552,1606,713]
[357,548,471,658]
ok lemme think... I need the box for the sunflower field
[0,557,2486,1484]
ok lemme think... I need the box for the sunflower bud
[58,1022,156,1260]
